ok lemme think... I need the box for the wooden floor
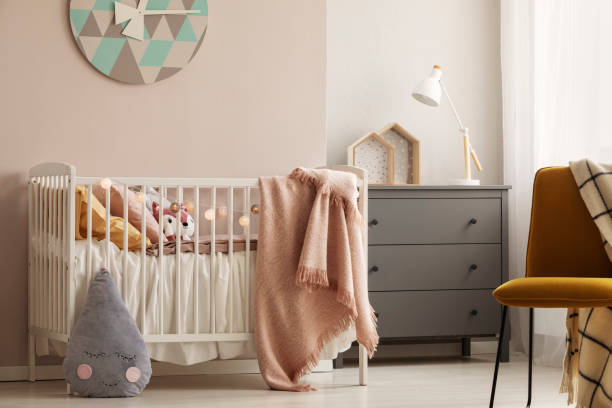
[0,355,568,407]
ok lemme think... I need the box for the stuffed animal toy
[152,201,194,241]
[63,270,151,397]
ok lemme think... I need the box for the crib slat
[210,186,216,334]
[105,184,111,268]
[37,178,43,329]
[140,185,147,334]
[193,187,199,334]
[62,176,68,334]
[54,178,60,333]
[51,177,57,332]
[244,187,251,333]
[46,177,52,330]
[87,186,93,286]
[228,187,234,333]
[28,180,34,335]
[31,179,38,330]
[159,186,165,335]
[176,187,182,335]
[123,183,129,303]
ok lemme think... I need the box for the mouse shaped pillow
[63,269,151,397]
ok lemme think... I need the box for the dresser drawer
[370,290,500,338]
[368,244,501,291]
[368,198,501,244]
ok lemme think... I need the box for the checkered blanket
[562,159,612,407]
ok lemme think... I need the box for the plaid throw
[562,159,612,407]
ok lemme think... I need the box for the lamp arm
[439,79,465,131]
[440,79,483,173]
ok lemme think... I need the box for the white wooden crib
[27,162,369,386]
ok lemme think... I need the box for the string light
[204,208,215,221]
[250,204,259,214]
[169,202,180,213]
[239,215,250,227]
[185,201,195,212]
[135,192,146,203]
[216,206,228,217]
[99,178,112,190]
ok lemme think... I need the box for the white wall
[327,0,502,185]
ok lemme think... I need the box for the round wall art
[69,0,208,84]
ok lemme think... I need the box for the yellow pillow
[75,186,151,250]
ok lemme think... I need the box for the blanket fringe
[296,265,330,289]
[290,312,357,384]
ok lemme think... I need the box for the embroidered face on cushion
[63,270,151,397]
[152,202,195,241]
[70,350,144,397]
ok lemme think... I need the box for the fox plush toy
[152,201,195,241]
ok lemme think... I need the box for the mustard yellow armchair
[489,167,612,408]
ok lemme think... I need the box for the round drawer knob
[369,265,379,273]
[469,264,478,271]
[470,309,479,316]
[469,218,478,225]
[370,219,379,226]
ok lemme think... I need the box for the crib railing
[28,170,74,342]
[71,176,258,343]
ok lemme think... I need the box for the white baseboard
[0,359,333,382]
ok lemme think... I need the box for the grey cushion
[63,269,152,397]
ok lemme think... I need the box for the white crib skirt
[38,239,355,366]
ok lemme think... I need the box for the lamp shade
[412,65,443,107]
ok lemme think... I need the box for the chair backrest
[526,166,612,278]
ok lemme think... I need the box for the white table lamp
[412,65,483,185]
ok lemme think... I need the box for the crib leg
[67,383,71,395]
[359,344,368,386]
[28,334,36,382]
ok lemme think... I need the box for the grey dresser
[367,185,510,361]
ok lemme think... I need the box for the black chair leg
[490,305,508,408]
[527,307,533,407]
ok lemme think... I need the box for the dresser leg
[333,352,344,369]
[461,338,471,356]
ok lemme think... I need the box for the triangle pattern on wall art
[80,12,102,37]
[78,36,103,61]
[152,17,174,41]
[165,14,187,39]
[91,10,113,35]
[110,42,145,84]
[144,15,164,39]
[69,0,209,84]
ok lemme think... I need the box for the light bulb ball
[170,202,180,213]
[135,192,146,203]
[185,201,194,212]
[99,178,112,190]
[216,207,228,217]
[251,204,259,214]
[239,215,250,227]
[204,208,215,221]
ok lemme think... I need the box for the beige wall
[0,0,326,367]
[327,0,502,185]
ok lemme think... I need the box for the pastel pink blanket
[255,168,378,391]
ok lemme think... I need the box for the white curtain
[501,0,612,366]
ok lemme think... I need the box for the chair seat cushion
[493,277,612,308]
